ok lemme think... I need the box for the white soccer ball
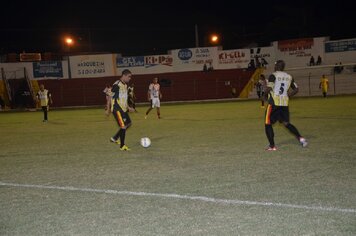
[140,137,151,148]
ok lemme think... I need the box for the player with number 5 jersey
[264,60,308,151]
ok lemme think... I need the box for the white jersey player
[145,77,162,119]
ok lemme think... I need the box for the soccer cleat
[266,146,277,151]
[110,137,120,145]
[120,145,130,151]
[144,115,147,119]
[299,137,308,147]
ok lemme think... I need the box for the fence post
[308,72,311,96]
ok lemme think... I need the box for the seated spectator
[334,62,344,74]
[316,55,322,65]
[261,58,268,67]
[309,56,315,66]
[248,59,256,70]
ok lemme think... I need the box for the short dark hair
[121,69,132,76]
[275,60,285,71]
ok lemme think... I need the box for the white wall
[273,37,327,68]
[324,38,356,64]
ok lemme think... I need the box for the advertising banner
[116,55,173,74]
[171,47,218,72]
[33,61,63,78]
[217,49,250,69]
[70,54,116,78]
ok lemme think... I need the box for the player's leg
[265,104,276,150]
[42,106,48,121]
[156,99,161,118]
[281,107,307,147]
[145,100,153,118]
[111,110,122,143]
[119,113,131,150]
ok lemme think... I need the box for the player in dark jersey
[264,60,308,151]
[110,69,135,151]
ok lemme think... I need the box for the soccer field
[1,96,356,235]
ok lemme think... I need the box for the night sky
[1,0,355,56]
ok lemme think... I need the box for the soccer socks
[285,123,302,139]
[112,129,122,141]
[265,124,275,147]
[119,129,126,148]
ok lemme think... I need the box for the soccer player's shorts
[151,97,160,108]
[265,104,290,125]
[113,108,131,128]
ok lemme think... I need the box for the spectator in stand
[261,58,268,68]
[203,63,208,72]
[255,56,261,68]
[208,62,214,71]
[334,62,344,74]
[316,55,322,65]
[248,59,256,70]
[309,56,315,66]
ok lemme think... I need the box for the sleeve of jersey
[290,79,298,89]
[111,84,119,93]
[267,74,275,88]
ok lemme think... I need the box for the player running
[264,60,308,151]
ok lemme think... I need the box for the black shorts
[112,108,131,128]
[265,104,289,125]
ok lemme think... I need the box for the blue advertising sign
[117,56,144,67]
[33,61,63,78]
[325,39,356,52]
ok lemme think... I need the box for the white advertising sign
[69,54,116,78]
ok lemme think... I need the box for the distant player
[128,83,137,112]
[103,84,112,116]
[256,74,267,108]
[319,74,329,98]
[264,60,308,151]
[36,84,53,122]
[145,77,162,119]
[110,69,135,151]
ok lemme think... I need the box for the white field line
[1,182,355,214]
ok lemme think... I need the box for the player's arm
[48,92,53,104]
[288,78,298,97]
[264,74,275,99]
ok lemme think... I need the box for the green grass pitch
[1,96,355,235]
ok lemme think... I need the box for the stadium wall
[37,69,253,108]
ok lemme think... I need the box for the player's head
[39,84,45,91]
[260,74,265,80]
[121,69,132,83]
[153,77,158,83]
[274,60,285,71]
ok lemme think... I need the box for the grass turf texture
[1,96,355,235]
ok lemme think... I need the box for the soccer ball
[140,137,151,148]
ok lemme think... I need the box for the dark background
[1,0,355,56]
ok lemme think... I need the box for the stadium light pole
[195,24,199,47]
[63,36,74,79]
